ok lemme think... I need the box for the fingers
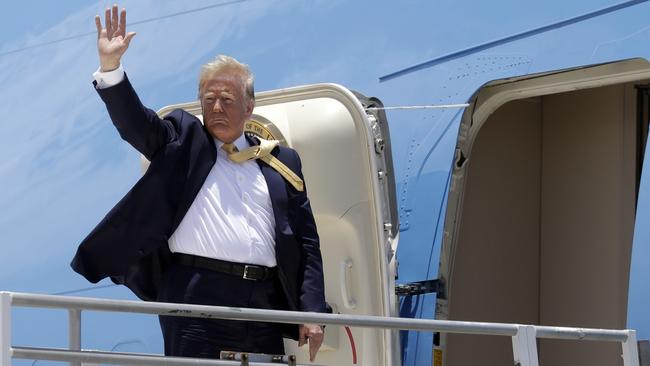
[298,324,324,362]
[105,5,130,40]
[124,32,136,47]
[95,15,103,39]
[309,335,323,362]
[119,8,127,38]
[104,8,112,39]
[96,5,132,70]
[308,328,324,362]
[298,324,307,347]
[111,5,119,37]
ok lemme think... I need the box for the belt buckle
[242,265,256,280]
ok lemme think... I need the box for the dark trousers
[157,262,285,358]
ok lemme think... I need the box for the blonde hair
[198,55,255,101]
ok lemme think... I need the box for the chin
[207,126,224,136]
[209,130,235,143]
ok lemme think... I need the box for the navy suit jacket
[71,75,327,324]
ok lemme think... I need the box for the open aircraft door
[437,58,650,366]
[156,83,400,366]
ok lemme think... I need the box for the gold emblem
[245,115,287,147]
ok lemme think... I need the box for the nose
[212,99,223,112]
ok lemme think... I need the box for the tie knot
[222,143,238,155]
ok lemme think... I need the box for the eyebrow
[204,90,234,98]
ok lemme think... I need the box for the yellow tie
[222,143,239,155]
[221,140,304,192]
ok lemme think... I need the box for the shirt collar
[215,133,249,151]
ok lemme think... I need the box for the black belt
[172,253,277,281]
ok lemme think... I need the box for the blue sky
[3,0,650,361]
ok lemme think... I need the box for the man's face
[200,71,254,143]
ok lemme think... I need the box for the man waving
[72,5,326,361]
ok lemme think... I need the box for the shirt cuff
[93,64,125,89]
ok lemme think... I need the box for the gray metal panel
[639,340,650,366]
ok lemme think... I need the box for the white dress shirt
[93,65,126,88]
[94,66,277,267]
[168,135,277,267]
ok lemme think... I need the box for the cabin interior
[445,80,648,366]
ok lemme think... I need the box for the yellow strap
[223,139,304,192]
[259,154,304,192]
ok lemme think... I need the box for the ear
[199,99,207,120]
[246,98,255,115]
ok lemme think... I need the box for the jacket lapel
[171,128,217,231]
[247,136,290,236]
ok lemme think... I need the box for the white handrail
[0,291,641,366]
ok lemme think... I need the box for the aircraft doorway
[439,59,650,366]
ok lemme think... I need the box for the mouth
[206,118,228,127]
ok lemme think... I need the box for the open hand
[298,323,324,362]
[95,5,136,71]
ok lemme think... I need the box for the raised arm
[93,6,177,159]
[96,5,136,72]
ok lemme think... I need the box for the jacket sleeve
[95,74,178,160]
[290,150,327,313]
